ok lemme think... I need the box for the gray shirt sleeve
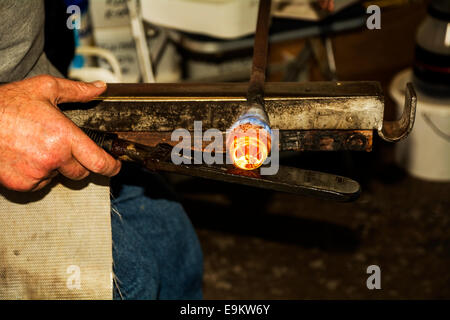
[0,0,61,81]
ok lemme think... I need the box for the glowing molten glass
[228,123,271,170]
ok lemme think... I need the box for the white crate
[141,0,259,39]
[93,25,182,83]
[89,0,130,29]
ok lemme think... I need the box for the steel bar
[61,80,415,144]
[247,0,271,107]
[62,82,385,132]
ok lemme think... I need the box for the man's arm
[0,75,121,192]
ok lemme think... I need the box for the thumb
[51,77,107,104]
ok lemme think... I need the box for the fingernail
[92,80,106,88]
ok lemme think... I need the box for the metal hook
[378,82,417,142]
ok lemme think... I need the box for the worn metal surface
[62,82,385,132]
[246,0,271,108]
[82,128,361,202]
[279,130,372,152]
[378,82,417,142]
[115,130,373,152]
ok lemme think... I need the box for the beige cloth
[0,0,113,299]
[0,176,113,300]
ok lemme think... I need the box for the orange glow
[228,123,271,170]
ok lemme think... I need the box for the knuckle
[0,168,45,192]
[91,156,107,173]
[76,171,90,180]
[37,134,69,170]
[73,81,96,102]
[75,81,89,92]
[14,185,34,192]
[112,161,122,176]
[37,150,61,171]
[6,179,36,192]
[75,171,90,180]
[70,168,89,180]
[28,168,53,183]
[36,75,58,94]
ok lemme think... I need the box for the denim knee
[111,180,203,300]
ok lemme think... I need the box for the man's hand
[0,75,121,192]
[318,0,335,12]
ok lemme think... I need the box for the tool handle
[81,127,149,163]
[81,127,118,152]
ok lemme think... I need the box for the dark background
[45,0,450,299]
[171,1,450,299]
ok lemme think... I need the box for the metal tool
[82,128,361,202]
[246,0,271,112]
[227,0,272,170]
[64,81,415,146]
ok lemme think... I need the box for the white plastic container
[140,0,259,39]
[93,26,141,83]
[390,69,450,181]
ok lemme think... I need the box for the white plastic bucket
[390,69,450,181]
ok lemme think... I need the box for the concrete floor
[172,144,450,299]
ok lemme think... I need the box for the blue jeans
[110,164,203,299]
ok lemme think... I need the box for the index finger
[70,125,121,177]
